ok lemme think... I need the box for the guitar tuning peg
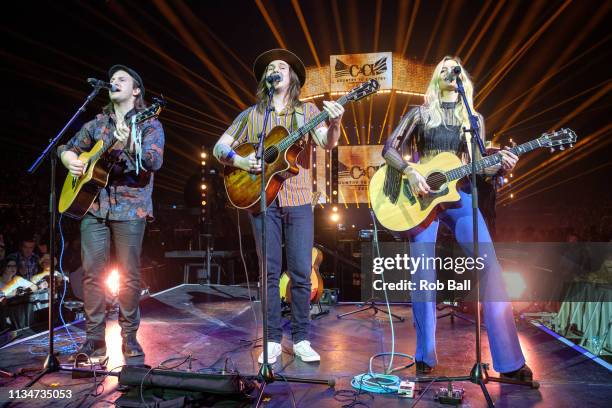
[559,146,565,151]
[550,147,555,153]
[569,144,573,148]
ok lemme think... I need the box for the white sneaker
[293,340,320,362]
[258,341,282,364]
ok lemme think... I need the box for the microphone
[266,73,282,84]
[87,78,118,92]
[445,66,462,83]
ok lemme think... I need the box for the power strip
[397,380,416,398]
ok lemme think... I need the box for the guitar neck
[277,94,350,151]
[87,103,163,163]
[92,137,118,162]
[445,138,544,181]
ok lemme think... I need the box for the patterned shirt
[224,102,323,207]
[11,252,40,281]
[57,109,164,221]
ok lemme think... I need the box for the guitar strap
[131,115,144,175]
[293,105,305,131]
[293,105,312,165]
[233,107,253,144]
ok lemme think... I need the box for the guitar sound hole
[264,146,279,163]
[426,172,447,191]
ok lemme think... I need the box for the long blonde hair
[423,56,477,131]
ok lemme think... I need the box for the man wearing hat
[58,65,164,363]
[214,49,344,364]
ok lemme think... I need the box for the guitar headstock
[134,96,167,124]
[539,128,577,151]
[345,79,380,102]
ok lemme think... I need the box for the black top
[382,101,481,172]
[418,101,467,158]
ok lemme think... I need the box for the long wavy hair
[256,65,302,114]
[423,56,477,132]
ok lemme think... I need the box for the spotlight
[330,213,340,223]
[201,184,207,190]
[502,272,526,300]
[201,152,207,159]
[332,206,338,212]
[106,268,120,297]
[201,160,206,166]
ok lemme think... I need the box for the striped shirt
[225,102,323,207]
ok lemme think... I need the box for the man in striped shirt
[214,49,344,364]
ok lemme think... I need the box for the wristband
[227,150,236,162]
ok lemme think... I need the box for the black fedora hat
[253,49,306,87]
[108,64,145,97]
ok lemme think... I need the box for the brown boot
[122,333,144,358]
[416,361,434,375]
[501,364,533,382]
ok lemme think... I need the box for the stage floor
[1,284,611,407]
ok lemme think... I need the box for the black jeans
[80,215,145,341]
[250,203,313,343]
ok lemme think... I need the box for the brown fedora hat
[253,49,306,87]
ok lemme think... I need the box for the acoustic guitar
[58,98,166,219]
[279,192,324,304]
[279,247,325,304]
[369,128,577,232]
[223,79,380,212]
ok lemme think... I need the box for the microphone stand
[255,82,276,392]
[250,82,332,407]
[337,211,405,322]
[23,86,103,387]
[411,77,537,406]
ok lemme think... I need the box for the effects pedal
[434,382,464,405]
[64,356,109,379]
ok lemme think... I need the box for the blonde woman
[382,56,532,381]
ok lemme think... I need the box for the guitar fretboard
[445,138,544,181]
[275,94,350,152]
